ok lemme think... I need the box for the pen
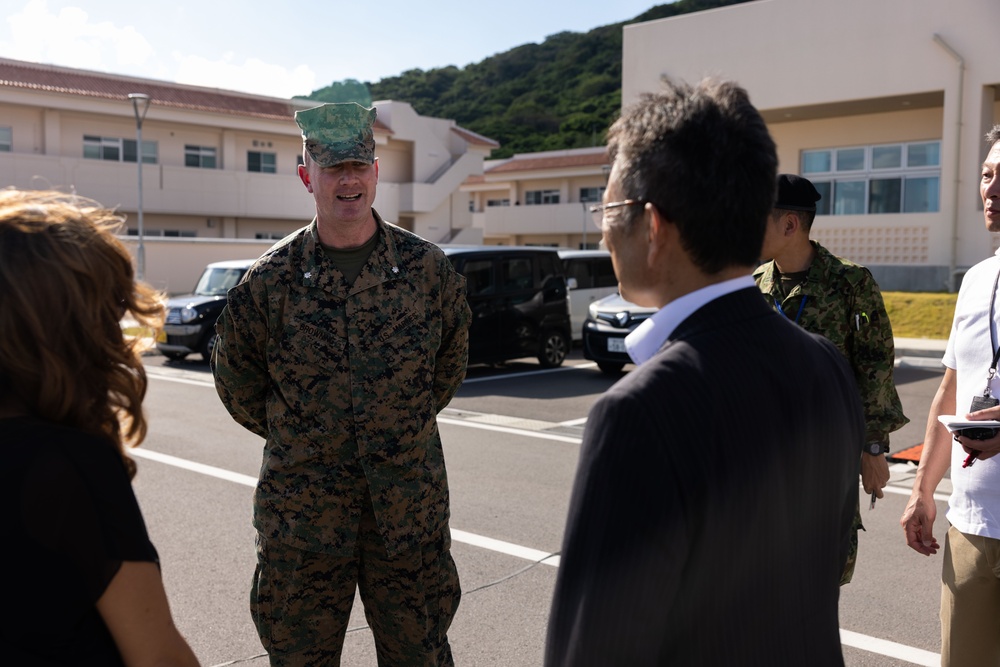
[962,451,979,468]
[869,490,877,510]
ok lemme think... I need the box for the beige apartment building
[462,146,610,249]
[0,58,496,291]
[622,0,1000,292]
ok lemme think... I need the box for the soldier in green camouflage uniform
[212,102,471,666]
[754,174,908,585]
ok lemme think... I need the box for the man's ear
[646,203,672,265]
[298,164,312,193]
[784,212,800,236]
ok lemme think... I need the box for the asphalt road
[132,349,951,667]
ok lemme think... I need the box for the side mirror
[566,277,578,290]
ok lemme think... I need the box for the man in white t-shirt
[900,125,1000,667]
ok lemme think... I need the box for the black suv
[442,246,572,367]
[156,259,255,362]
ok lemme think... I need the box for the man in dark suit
[544,78,865,667]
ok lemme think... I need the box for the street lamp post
[128,93,151,280]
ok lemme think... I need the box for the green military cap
[295,102,377,167]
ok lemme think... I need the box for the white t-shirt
[943,249,1000,539]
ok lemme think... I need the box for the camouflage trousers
[251,501,460,666]
[840,500,864,586]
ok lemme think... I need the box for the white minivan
[558,249,619,342]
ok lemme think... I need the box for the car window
[593,258,617,288]
[538,253,559,284]
[194,267,247,296]
[502,257,534,291]
[566,259,593,288]
[463,259,495,296]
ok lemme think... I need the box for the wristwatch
[865,441,889,456]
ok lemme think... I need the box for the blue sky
[1,0,665,98]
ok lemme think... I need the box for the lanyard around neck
[986,264,1000,392]
[774,295,807,325]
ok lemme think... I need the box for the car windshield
[193,267,246,296]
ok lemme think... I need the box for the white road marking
[437,416,581,444]
[461,362,597,384]
[144,368,942,665]
[840,630,940,666]
[131,447,258,486]
[450,529,560,567]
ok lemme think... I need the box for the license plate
[607,337,626,353]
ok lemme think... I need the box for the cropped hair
[773,207,818,232]
[606,77,777,274]
[0,189,164,477]
[987,124,1000,147]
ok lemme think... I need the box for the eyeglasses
[588,200,647,230]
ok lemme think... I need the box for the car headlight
[588,301,601,318]
[180,307,200,323]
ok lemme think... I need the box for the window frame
[185,144,218,169]
[524,189,561,205]
[84,135,157,163]
[247,150,277,174]
[801,140,941,215]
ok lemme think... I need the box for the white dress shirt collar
[625,275,756,366]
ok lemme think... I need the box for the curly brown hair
[0,189,164,477]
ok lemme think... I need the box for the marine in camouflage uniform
[212,102,471,666]
[755,175,908,585]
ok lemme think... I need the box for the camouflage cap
[295,102,377,167]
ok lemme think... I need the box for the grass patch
[883,292,956,340]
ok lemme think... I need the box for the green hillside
[301,0,756,158]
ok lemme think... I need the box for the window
[248,151,276,173]
[801,140,940,215]
[579,187,605,203]
[126,229,195,237]
[255,232,285,240]
[84,135,157,163]
[124,140,157,164]
[185,145,217,169]
[0,126,11,152]
[84,135,120,161]
[525,189,560,205]
[462,259,495,296]
[486,199,510,207]
[502,257,535,290]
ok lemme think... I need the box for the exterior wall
[0,67,492,256]
[622,0,1000,291]
[462,147,610,248]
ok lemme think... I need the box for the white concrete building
[0,57,496,247]
[622,0,1000,291]
[462,146,610,249]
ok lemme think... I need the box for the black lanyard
[984,264,1000,395]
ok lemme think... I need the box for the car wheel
[597,361,625,375]
[199,331,218,363]
[538,329,569,368]
[162,350,187,361]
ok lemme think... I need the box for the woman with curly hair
[0,189,200,666]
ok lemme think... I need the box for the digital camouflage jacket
[754,242,908,445]
[212,211,471,557]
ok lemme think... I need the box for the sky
[1,0,665,99]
